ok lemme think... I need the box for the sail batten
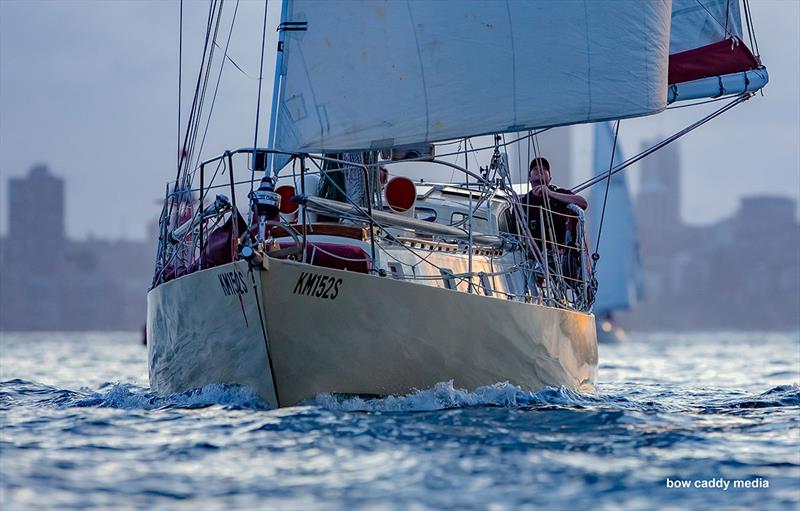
[274,0,672,154]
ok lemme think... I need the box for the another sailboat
[147,0,767,408]
[589,122,642,344]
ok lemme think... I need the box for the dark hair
[529,157,550,172]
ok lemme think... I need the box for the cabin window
[414,207,437,222]
[450,212,489,232]
[440,268,456,290]
[479,272,493,296]
[498,205,512,233]
[388,262,405,280]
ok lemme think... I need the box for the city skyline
[0,0,798,241]
[2,156,797,332]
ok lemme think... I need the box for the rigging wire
[186,0,225,177]
[742,0,761,60]
[193,0,241,186]
[693,0,729,35]
[591,120,620,263]
[174,0,217,188]
[434,128,551,160]
[162,0,218,274]
[177,0,183,173]
[214,41,258,79]
[252,0,270,170]
[666,92,746,110]
[571,93,752,194]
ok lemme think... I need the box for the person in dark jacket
[512,157,588,282]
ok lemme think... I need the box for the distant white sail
[589,122,641,313]
[274,0,671,154]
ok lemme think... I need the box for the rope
[592,120,620,263]
[214,42,258,79]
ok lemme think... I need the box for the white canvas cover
[273,0,671,154]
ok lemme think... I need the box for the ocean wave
[312,380,601,412]
[0,379,270,411]
[730,383,800,408]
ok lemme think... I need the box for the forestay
[273,0,671,155]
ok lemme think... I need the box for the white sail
[589,122,641,313]
[670,0,744,53]
[273,0,671,154]
[668,0,767,102]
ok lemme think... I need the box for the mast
[264,0,290,177]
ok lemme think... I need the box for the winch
[250,176,281,219]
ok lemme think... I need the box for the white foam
[69,382,270,410]
[313,380,593,412]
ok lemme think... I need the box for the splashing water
[1,331,799,510]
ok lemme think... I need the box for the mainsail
[272,0,672,155]
[589,123,642,314]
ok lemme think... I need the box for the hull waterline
[148,258,598,407]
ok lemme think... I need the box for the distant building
[636,139,682,251]
[624,141,800,331]
[3,165,65,329]
[0,164,154,331]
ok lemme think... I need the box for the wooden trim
[270,222,374,241]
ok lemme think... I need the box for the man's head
[529,157,551,187]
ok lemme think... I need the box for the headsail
[590,122,642,313]
[668,0,767,102]
[273,0,671,155]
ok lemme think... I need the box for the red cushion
[669,38,759,85]
[278,241,370,273]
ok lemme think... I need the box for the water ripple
[1,331,798,510]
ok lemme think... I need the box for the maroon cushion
[198,212,248,270]
[278,241,370,273]
[669,38,759,85]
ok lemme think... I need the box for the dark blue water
[1,332,799,510]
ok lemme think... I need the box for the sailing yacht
[147,0,768,408]
[589,122,642,344]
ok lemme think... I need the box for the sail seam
[583,0,592,121]
[406,1,430,143]
[505,0,517,129]
[692,0,730,35]
[295,44,326,150]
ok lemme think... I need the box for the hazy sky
[1,0,798,241]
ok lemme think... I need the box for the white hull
[148,258,598,407]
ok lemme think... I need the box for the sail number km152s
[293,272,342,300]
